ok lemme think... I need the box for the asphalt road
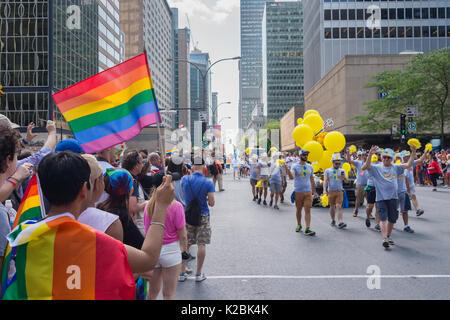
[175,172,450,300]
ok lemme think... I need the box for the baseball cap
[0,114,20,129]
[55,139,84,153]
[299,150,310,156]
[331,153,342,161]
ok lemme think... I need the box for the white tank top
[78,207,119,233]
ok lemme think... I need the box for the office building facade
[211,92,218,126]
[190,49,211,142]
[240,0,273,130]
[0,0,99,129]
[98,0,124,72]
[172,8,191,130]
[121,0,174,129]
[262,1,304,122]
[304,0,450,94]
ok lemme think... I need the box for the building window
[373,28,380,38]
[430,26,438,37]
[438,8,445,19]
[389,26,396,38]
[422,26,430,37]
[414,26,421,38]
[340,9,347,20]
[438,26,445,37]
[332,9,339,20]
[365,27,372,38]
[357,9,364,20]
[357,27,364,38]
[325,9,331,20]
[405,26,413,38]
[389,8,396,20]
[382,27,389,38]
[381,9,388,20]
[397,26,405,38]
[422,8,429,19]
[349,27,356,39]
[333,27,339,39]
[341,27,348,39]
[397,8,404,20]
[413,8,421,19]
[349,9,355,20]
[430,8,437,19]
[405,8,412,19]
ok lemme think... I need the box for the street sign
[392,124,397,134]
[406,105,418,118]
[407,121,417,133]
[199,111,209,122]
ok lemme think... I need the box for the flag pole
[143,50,166,175]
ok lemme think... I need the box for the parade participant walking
[180,157,215,282]
[269,153,282,210]
[428,156,442,191]
[280,156,288,203]
[256,154,270,205]
[144,174,187,300]
[323,154,349,229]
[231,156,240,180]
[364,154,381,230]
[249,155,259,201]
[209,154,225,192]
[286,150,317,236]
[397,154,414,233]
[363,145,416,249]
[403,151,428,216]
[346,150,370,218]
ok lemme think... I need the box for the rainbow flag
[166,147,179,156]
[12,174,44,230]
[52,53,161,154]
[1,215,135,300]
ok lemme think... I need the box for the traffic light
[400,113,406,143]
[202,122,206,140]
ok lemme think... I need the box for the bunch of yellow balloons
[407,138,421,149]
[292,109,346,171]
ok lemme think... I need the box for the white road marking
[184,275,450,280]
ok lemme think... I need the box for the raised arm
[402,145,417,170]
[125,175,174,274]
[362,145,378,171]
[345,148,355,166]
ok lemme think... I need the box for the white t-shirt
[78,207,119,233]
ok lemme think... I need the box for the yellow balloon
[371,154,378,163]
[349,145,357,154]
[342,163,351,175]
[297,118,303,125]
[303,114,324,135]
[323,131,346,153]
[245,148,250,155]
[312,162,320,173]
[304,109,320,118]
[296,140,304,148]
[425,143,432,152]
[292,124,314,146]
[303,141,324,162]
[395,160,402,165]
[319,150,333,170]
[277,159,286,165]
[255,181,262,188]
[407,138,421,149]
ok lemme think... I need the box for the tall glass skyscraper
[304,0,450,94]
[0,0,99,129]
[262,1,304,122]
[239,0,273,130]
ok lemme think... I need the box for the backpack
[184,177,207,226]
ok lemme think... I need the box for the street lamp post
[167,56,240,128]
[213,101,231,126]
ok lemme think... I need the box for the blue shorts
[398,192,411,213]
[377,199,399,223]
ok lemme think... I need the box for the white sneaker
[195,273,207,282]
[178,273,188,282]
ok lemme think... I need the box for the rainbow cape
[52,53,161,154]
[12,174,44,229]
[1,214,135,300]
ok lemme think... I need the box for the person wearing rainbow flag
[1,151,174,300]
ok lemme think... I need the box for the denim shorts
[398,192,412,213]
[377,199,399,223]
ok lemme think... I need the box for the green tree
[353,48,450,147]
[262,120,280,151]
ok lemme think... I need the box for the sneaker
[274,205,279,210]
[258,199,262,205]
[331,220,336,227]
[383,239,390,249]
[253,196,257,201]
[353,210,358,217]
[432,188,437,192]
[296,224,302,232]
[269,200,273,207]
[195,273,207,282]
[374,224,381,232]
[416,209,424,217]
[263,200,267,206]
[338,222,347,229]
[304,227,316,236]
[403,226,414,233]
[388,237,395,245]
[178,273,189,282]
[365,218,371,228]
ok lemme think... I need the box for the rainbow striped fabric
[166,147,179,156]
[1,214,135,300]
[52,53,161,154]
[12,174,43,230]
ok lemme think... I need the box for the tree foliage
[353,48,450,146]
